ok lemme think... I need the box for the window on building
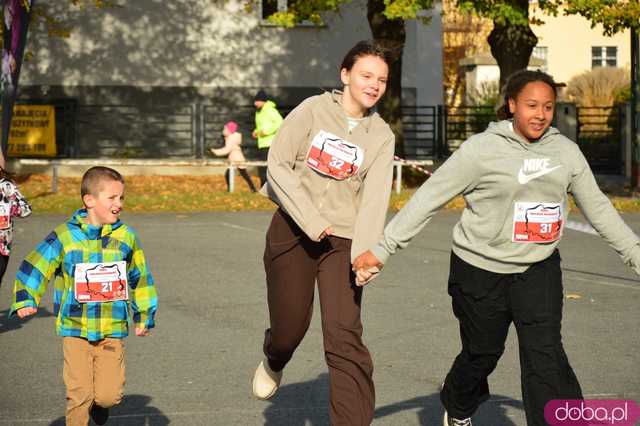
[591,46,618,68]
[532,46,548,72]
[262,0,298,20]
[261,0,321,26]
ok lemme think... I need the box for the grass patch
[18,175,275,214]
[14,174,640,215]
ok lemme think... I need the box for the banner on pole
[1,0,34,158]
[7,104,56,157]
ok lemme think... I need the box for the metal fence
[401,105,443,159]
[74,104,196,158]
[441,104,626,175]
[576,106,624,174]
[9,100,629,175]
[444,105,495,151]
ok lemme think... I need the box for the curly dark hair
[496,69,558,120]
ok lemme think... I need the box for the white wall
[532,12,630,84]
[411,2,444,105]
[464,65,499,103]
[21,0,443,101]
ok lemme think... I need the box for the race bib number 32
[74,261,129,303]
[306,130,364,180]
[512,202,563,243]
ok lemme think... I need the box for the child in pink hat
[211,121,257,192]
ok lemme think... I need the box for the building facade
[16,0,443,158]
[456,5,631,103]
[531,9,630,85]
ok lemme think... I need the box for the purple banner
[1,0,33,160]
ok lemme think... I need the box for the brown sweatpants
[262,209,375,426]
[63,336,125,426]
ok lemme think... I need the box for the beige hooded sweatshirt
[212,132,247,165]
[261,90,395,260]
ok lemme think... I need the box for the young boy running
[10,166,158,426]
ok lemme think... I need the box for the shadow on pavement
[262,373,523,425]
[375,393,523,425]
[49,394,169,425]
[262,373,331,425]
[562,267,640,284]
[0,307,55,334]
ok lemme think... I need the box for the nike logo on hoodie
[517,158,562,184]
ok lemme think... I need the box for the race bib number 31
[512,202,563,243]
[74,261,129,303]
[306,130,364,180]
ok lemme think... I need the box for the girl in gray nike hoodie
[354,70,640,426]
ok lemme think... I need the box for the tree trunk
[367,0,406,158]
[487,0,538,89]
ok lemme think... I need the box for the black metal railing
[444,105,495,151]
[7,100,629,175]
[401,105,442,159]
[74,104,195,158]
[576,105,624,174]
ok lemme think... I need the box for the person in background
[0,166,31,288]
[252,89,283,187]
[211,121,257,193]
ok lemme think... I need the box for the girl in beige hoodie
[252,40,395,426]
[211,121,257,192]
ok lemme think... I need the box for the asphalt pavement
[0,211,638,425]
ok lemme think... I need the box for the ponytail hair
[496,69,558,120]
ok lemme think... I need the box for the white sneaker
[443,411,473,426]
[252,359,282,400]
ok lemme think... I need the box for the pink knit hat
[224,121,238,134]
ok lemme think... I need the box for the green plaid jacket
[10,209,158,341]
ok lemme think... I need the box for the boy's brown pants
[63,336,125,426]
[262,209,375,426]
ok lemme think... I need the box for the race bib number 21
[74,261,129,303]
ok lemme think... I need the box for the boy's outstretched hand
[16,307,37,318]
[352,250,384,287]
[135,327,149,337]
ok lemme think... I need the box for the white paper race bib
[512,202,563,243]
[74,261,129,303]
[306,130,364,180]
[0,202,10,229]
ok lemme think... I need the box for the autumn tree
[31,0,115,38]
[456,0,640,87]
[0,0,114,62]
[441,0,492,106]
